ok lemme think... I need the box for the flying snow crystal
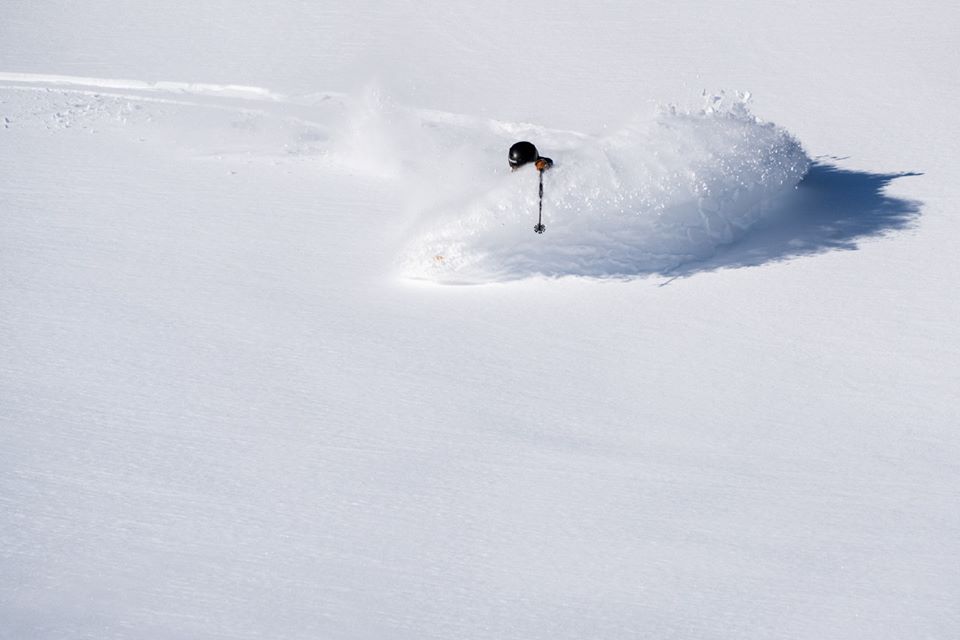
[383,94,810,282]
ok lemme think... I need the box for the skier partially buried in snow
[508,141,552,172]
[508,141,553,234]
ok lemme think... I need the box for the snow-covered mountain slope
[2,3,959,639]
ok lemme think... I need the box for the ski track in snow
[2,72,811,283]
[0,71,292,102]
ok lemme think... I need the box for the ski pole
[534,168,546,234]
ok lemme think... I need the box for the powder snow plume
[363,94,811,283]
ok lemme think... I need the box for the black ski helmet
[508,141,538,169]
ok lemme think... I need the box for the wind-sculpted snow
[393,99,810,282]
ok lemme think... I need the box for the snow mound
[394,96,810,282]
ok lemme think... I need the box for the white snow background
[1,2,958,639]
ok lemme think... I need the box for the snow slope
[2,2,959,639]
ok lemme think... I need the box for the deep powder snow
[377,95,811,282]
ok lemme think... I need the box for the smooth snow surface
[2,2,959,640]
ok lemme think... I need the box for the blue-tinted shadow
[669,162,923,278]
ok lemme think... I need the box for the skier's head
[508,141,538,170]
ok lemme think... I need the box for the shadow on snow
[663,162,923,281]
